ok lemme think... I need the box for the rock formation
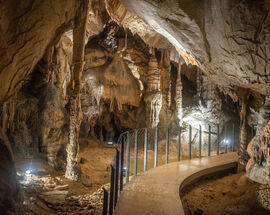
[144,51,162,127]
[65,0,89,181]
[175,62,183,125]
[247,96,270,184]
[1,0,270,212]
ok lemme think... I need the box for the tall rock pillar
[144,50,162,128]
[175,61,183,125]
[65,0,88,181]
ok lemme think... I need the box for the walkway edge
[114,153,238,215]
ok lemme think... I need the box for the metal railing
[102,122,238,215]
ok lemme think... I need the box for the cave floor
[14,139,188,215]
[182,171,270,215]
[15,156,109,215]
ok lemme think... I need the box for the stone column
[160,49,171,110]
[196,68,202,99]
[144,50,162,128]
[239,94,249,166]
[175,61,183,125]
[65,0,88,181]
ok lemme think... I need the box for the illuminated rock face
[120,0,270,96]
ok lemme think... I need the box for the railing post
[225,124,228,153]
[109,165,115,215]
[165,127,169,164]
[134,130,138,176]
[154,127,158,168]
[114,149,119,208]
[217,125,220,155]
[177,126,181,161]
[199,125,202,158]
[126,131,130,184]
[102,188,108,215]
[232,123,235,152]
[189,125,192,160]
[144,128,147,172]
[119,137,124,191]
[208,125,211,156]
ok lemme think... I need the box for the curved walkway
[114,152,238,215]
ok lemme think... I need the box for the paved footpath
[114,152,238,215]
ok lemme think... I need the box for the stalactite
[175,61,183,125]
[144,49,162,127]
[65,0,88,181]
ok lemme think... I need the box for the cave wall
[1,34,72,171]
[0,0,79,103]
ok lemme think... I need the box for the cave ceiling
[117,0,270,96]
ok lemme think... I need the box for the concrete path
[114,152,238,215]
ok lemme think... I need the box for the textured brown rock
[120,0,270,95]
[0,0,77,103]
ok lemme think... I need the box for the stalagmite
[65,0,88,181]
[175,61,183,125]
[144,49,162,127]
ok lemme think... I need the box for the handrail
[102,122,238,215]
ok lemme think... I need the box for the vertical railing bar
[217,125,220,155]
[144,128,147,172]
[177,126,181,161]
[134,130,138,176]
[225,124,228,153]
[165,127,169,164]
[119,138,124,191]
[125,131,130,184]
[154,127,158,168]
[114,149,119,208]
[109,165,115,215]
[199,125,202,158]
[208,125,211,156]
[189,125,192,160]
[232,123,235,152]
[102,188,108,215]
